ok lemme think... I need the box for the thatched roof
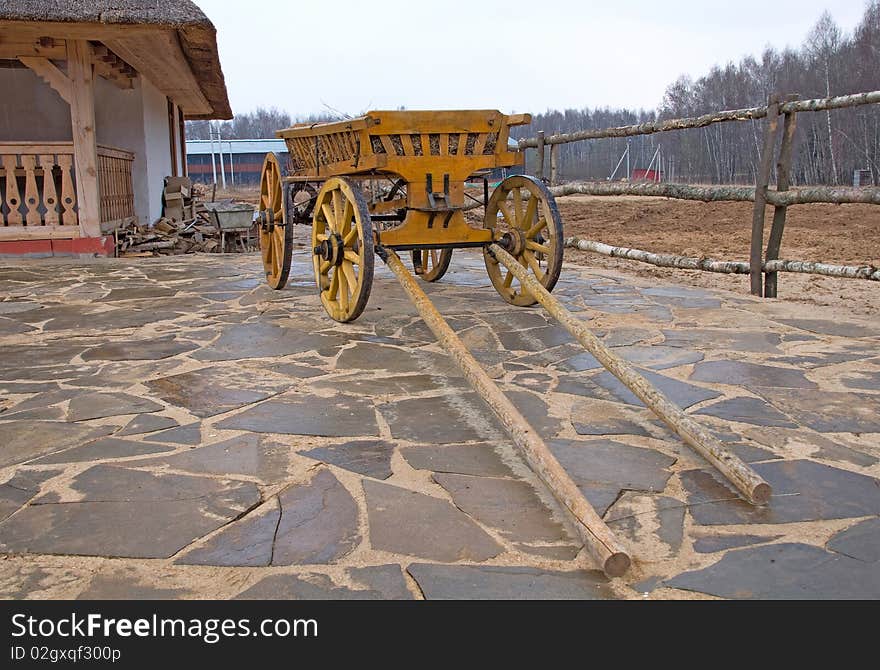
[1,1,231,119]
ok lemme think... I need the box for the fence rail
[515,89,880,298]
[0,142,135,240]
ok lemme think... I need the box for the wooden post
[549,142,558,186]
[67,40,101,238]
[764,95,800,298]
[749,94,781,296]
[536,131,546,181]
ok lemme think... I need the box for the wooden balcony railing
[0,142,135,239]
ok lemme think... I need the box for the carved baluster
[39,154,60,226]
[2,155,23,225]
[21,155,41,226]
[57,154,78,226]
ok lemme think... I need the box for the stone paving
[0,246,878,600]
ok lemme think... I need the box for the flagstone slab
[98,286,178,302]
[311,374,458,396]
[77,574,192,600]
[32,438,175,464]
[300,440,395,480]
[67,392,164,421]
[680,460,880,525]
[133,434,293,483]
[690,360,817,389]
[549,439,675,494]
[0,421,115,467]
[272,469,360,565]
[335,342,427,373]
[0,470,61,522]
[363,479,502,562]
[606,494,685,559]
[693,396,798,428]
[754,388,880,433]
[0,465,261,558]
[141,422,202,445]
[580,368,721,409]
[692,534,782,554]
[662,329,783,354]
[773,318,880,339]
[80,336,198,362]
[216,394,378,437]
[434,473,575,544]
[614,345,704,370]
[838,370,880,391]
[235,565,412,600]
[378,392,502,443]
[665,543,880,599]
[192,321,343,361]
[401,443,514,478]
[146,368,284,417]
[177,498,280,567]
[407,564,615,600]
[117,414,180,436]
[826,518,880,563]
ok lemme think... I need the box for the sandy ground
[558,195,880,318]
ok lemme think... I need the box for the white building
[0,0,231,256]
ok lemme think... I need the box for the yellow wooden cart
[257,110,564,322]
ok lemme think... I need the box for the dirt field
[558,195,880,318]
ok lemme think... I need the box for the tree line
[512,3,880,186]
[188,3,879,187]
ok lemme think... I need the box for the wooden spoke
[258,153,293,290]
[525,239,550,254]
[311,177,374,322]
[524,250,546,280]
[526,217,547,239]
[410,247,453,282]
[483,175,564,307]
[523,195,538,231]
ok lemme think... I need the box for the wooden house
[0,1,231,256]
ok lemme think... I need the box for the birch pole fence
[514,89,880,298]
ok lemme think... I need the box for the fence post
[550,142,559,186]
[536,130,546,182]
[749,94,781,296]
[764,94,800,298]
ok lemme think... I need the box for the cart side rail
[276,110,531,179]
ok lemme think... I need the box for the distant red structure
[632,169,664,182]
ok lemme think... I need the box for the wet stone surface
[1,251,878,600]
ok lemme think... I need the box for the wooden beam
[0,20,155,41]
[105,30,211,116]
[67,39,101,238]
[18,56,71,103]
[0,36,66,59]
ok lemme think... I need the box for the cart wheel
[483,175,563,306]
[311,177,374,322]
[412,248,453,282]
[258,153,293,290]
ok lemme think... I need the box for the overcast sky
[197,0,869,118]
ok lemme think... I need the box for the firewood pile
[115,207,223,256]
[114,175,259,257]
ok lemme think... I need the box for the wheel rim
[258,153,292,289]
[412,248,453,282]
[311,177,374,322]
[483,175,563,306]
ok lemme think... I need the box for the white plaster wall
[94,76,150,224]
[140,77,173,223]
[0,67,71,141]
[1,66,175,225]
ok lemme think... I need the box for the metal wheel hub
[259,208,275,231]
[315,233,345,266]
[498,228,526,257]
